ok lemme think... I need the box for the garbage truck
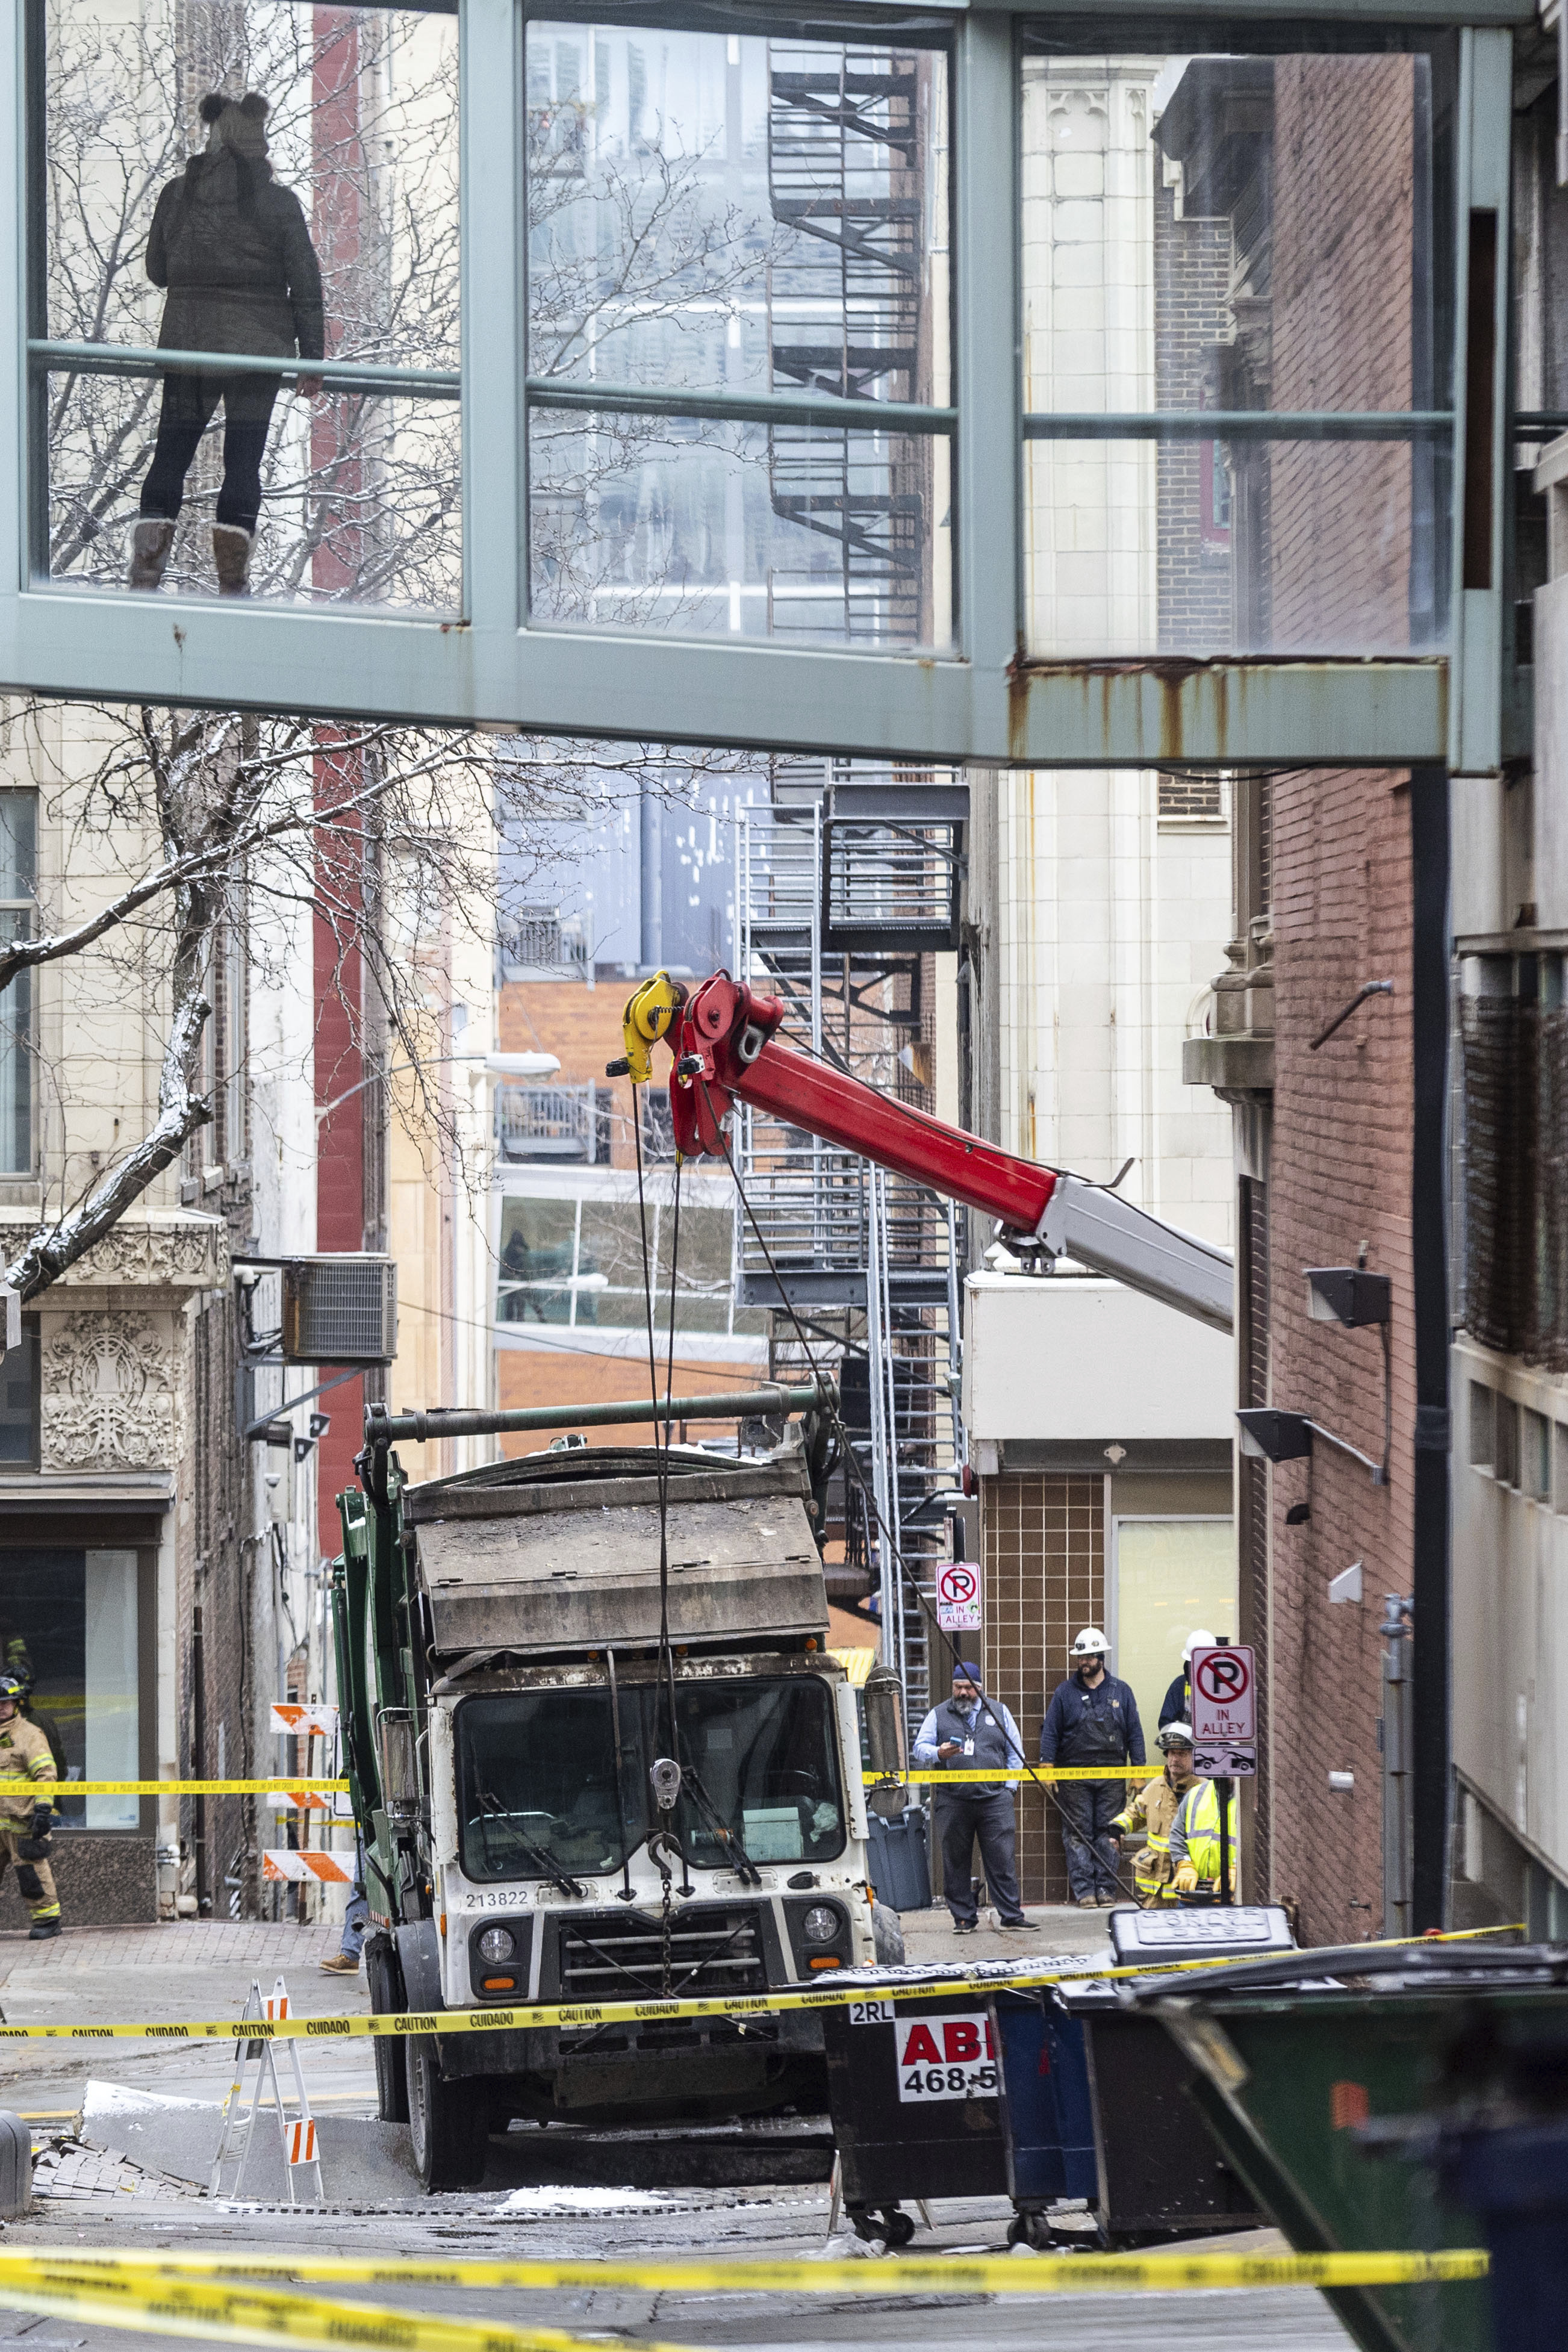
[331,1379,898,2189]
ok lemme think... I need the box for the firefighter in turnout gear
[0,1674,60,1935]
[1169,1773,1239,1904]
[1109,1721,1199,1904]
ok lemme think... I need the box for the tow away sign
[1190,1643,1257,1776]
[894,2011,999,2103]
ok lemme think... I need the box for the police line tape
[0,2245,1493,2313]
[865,1767,1161,1784]
[0,1924,1523,2045]
[45,1780,350,1797]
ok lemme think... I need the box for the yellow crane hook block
[606,971,685,1083]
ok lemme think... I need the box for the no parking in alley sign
[1189,1643,1257,1777]
[936,1561,981,1631]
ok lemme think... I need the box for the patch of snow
[80,2081,219,2117]
[496,2184,672,2215]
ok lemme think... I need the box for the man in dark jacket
[129,92,325,597]
[1157,1629,1218,1729]
[1040,1627,1145,1906]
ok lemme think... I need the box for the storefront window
[0,1549,139,1831]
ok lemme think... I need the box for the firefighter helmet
[1071,1627,1110,1660]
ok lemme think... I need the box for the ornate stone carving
[0,1216,225,1290]
[41,1313,178,1470]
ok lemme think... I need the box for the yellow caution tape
[0,2254,696,2352]
[52,1780,350,1797]
[0,2245,1492,2308]
[0,1924,1523,2044]
[868,1768,1162,1784]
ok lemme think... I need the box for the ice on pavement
[498,2184,673,2214]
[81,2081,219,2117]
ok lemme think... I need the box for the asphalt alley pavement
[0,1919,1360,2352]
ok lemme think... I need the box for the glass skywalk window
[1019,36,1459,659]
[34,1,461,608]
[524,22,953,650]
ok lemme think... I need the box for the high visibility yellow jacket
[1169,1777,1239,1893]
[1111,1767,1199,1897]
[0,1716,56,1822]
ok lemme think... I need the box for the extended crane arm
[612,973,1233,1336]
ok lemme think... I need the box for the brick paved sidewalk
[0,1922,341,1978]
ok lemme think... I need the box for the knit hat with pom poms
[200,90,270,160]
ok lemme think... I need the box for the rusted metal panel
[1005,657,1449,770]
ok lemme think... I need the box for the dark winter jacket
[1039,1671,1146,1767]
[148,153,325,363]
[1159,1670,1192,1729]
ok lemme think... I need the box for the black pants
[936,1791,1024,1924]
[1057,1781,1124,1901]
[139,370,281,533]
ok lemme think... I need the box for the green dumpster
[1139,1942,1561,2352]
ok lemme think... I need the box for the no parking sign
[1190,1643,1257,1776]
[936,1561,981,1631]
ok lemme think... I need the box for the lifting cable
[695,1078,1120,1877]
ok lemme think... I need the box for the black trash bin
[823,1985,1009,2243]
[1062,1903,1298,2247]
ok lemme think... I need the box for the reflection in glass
[1019,46,1453,656]
[526,24,951,648]
[0,1549,138,1832]
[456,1678,847,1882]
[531,414,947,646]
[0,795,35,1178]
[40,5,461,606]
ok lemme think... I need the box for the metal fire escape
[732,770,966,1714]
[764,45,929,644]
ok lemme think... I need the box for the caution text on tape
[866,1767,1162,1785]
[0,1925,1521,2044]
[0,2245,1490,2303]
[48,1780,350,1797]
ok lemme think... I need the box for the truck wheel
[405,2035,489,2191]
[366,1937,409,2124]
[871,1902,906,1966]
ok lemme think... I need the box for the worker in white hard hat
[1109,1722,1201,1904]
[1159,1629,1219,1731]
[1039,1628,1146,1907]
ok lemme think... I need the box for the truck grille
[557,1908,768,2001]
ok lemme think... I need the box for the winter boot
[212,523,254,596]
[127,518,175,591]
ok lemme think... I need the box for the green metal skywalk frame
[0,0,1528,768]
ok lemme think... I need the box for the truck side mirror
[863,1666,907,1819]
[377,1709,421,1826]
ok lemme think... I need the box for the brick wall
[1266,770,1415,1944]
[1230,55,1422,1942]
[496,1345,761,1454]
[499,979,642,1167]
[981,1473,1103,1903]
[1154,181,1233,651]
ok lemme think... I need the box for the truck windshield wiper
[474,1785,586,1899]
[674,1753,764,1888]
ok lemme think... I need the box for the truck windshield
[455,1676,846,1883]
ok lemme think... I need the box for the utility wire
[696,1078,1133,1879]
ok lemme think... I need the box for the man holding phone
[913,1662,1029,1934]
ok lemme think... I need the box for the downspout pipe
[1410,765,1452,1932]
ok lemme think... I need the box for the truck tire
[365,1935,409,2124]
[872,1901,906,1966]
[405,2035,489,2191]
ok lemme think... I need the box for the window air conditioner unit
[280,1256,397,1366]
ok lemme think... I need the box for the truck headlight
[477,1926,516,1964]
[802,1905,839,1944]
